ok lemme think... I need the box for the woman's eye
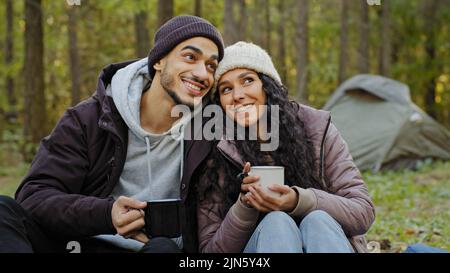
[244,78,254,84]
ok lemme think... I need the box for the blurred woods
[0,0,449,163]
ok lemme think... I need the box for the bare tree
[24,0,47,147]
[195,0,202,17]
[238,0,247,40]
[68,5,82,106]
[224,0,239,45]
[5,0,17,122]
[265,1,272,55]
[296,0,309,102]
[276,0,287,84]
[379,0,391,76]
[158,0,173,28]
[338,0,349,84]
[251,0,270,51]
[134,11,150,58]
[423,0,440,119]
[358,0,370,73]
[251,0,263,47]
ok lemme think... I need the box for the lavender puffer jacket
[197,103,375,253]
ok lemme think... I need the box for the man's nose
[192,63,209,82]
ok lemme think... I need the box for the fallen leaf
[380,239,391,250]
[405,228,416,235]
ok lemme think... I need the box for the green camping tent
[323,74,450,172]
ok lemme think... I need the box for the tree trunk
[68,5,82,106]
[276,0,287,84]
[252,0,268,49]
[358,0,370,73]
[194,0,202,17]
[238,0,247,40]
[379,0,391,76]
[224,0,239,45]
[134,11,150,58]
[296,0,309,103]
[338,0,349,84]
[24,0,46,147]
[423,0,439,119]
[390,24,401,65]
[265,1,272,55]
[158,0,173,28]
[5,0,17,122]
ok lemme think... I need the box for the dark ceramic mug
[144,199,182,238]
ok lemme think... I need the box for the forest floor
[364,160,449,252]
[0,159,448,253]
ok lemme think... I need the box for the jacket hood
[108,58,193,141]
[96,59,139,109]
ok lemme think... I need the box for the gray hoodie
[95,58,190,251]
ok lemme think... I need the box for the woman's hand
[239,162,260,204]
[245,184,298,213]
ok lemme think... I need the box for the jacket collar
[217,140,245,168]
[95,60,139,118]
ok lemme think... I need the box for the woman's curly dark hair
[196,73,321,214]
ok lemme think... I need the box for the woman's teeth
[233,104,254,113]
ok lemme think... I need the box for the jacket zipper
[319,116,331,189]
[106,156,115,179]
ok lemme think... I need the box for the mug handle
[237,172,249,194]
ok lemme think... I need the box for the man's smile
[182,77,207,96]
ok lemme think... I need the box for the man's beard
[161,68,195,111]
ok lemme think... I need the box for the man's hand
[111,196,149,242]
[125,231,150,244]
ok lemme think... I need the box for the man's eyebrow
[181,45,202,54]
[181,45,219,61]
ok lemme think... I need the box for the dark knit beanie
[147,15,224,78]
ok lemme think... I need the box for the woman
[196,41,375,253]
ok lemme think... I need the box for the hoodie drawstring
[144,136,153,201]
[179,126,185,183]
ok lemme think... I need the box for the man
[0,15,224,253]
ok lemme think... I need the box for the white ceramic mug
[249,166,284,198]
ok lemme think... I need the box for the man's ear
[153,59,165,72]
